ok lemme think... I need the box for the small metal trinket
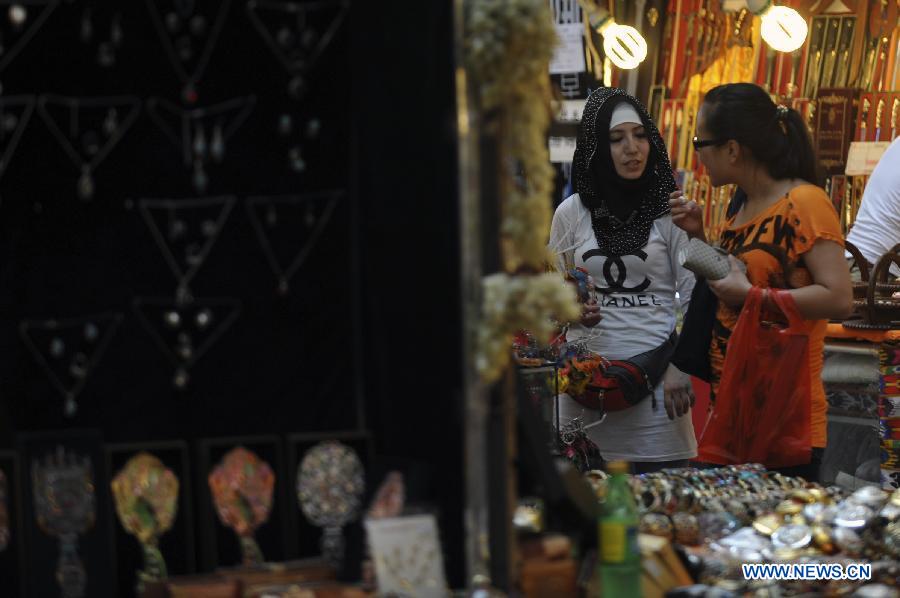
[834,502,874,529]
[698,511,740,542]
[851,487,889,509]
[789,489,815,504]
[513,498,544,534]
[752,514,783,536]
[771,524,812,550]
[8,5,26,28]
[195,309,212,329]
[173,368,189,389]
[807,488,829,503]
[192,162,207,193]
[810,525,837,554]
[671,512,700,545]
[50,338,65,358]
[776,500,803,516]
[69,353,88,379]
[305,119,321,138]
[640,513,674,540]
[77,168,94,201]
[164,311,181,329]
[83,323,98,343]
[277,114,292,136]
[209,126,224,162]
[81,131,100,156]
[803,502,837,525]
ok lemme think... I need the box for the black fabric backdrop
[0,0,464,590]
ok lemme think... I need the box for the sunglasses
[692,136,726,151]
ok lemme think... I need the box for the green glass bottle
[598,460,641,597]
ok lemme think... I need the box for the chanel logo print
[582,248,651,293]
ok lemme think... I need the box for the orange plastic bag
[698,287,812,468]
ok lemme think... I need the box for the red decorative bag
[568,331,677,413]
[698,287,812,468]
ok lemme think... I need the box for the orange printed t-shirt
[709,184,844,448]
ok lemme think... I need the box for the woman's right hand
[669,190,706,241]
[580,300,602,327]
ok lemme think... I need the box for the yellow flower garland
[466,0,580,382]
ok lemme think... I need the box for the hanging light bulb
[599,21,648,70]
[749,2,808,53]
[578,0,648,70]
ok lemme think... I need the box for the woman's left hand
[708,255,752,308]
[663,363,694,420]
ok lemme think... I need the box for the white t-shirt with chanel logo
[548,193,697,462]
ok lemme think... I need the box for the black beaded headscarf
[573,87,676,257]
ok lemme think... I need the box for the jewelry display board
[0,0,358,440]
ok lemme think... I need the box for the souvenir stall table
[586,464,900,596]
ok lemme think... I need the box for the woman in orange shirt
[671,83,853,482]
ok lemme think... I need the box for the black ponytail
[702,83,824,187]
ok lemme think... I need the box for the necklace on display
[245,191,342,295]
[37,95,141,200]
[132,296,240,389]
[78,7,124,68]
[246,0,348,99]
[19,313,123,417]
[138,195,235,300]
[146,96,255,194]
[145,0,232,103]
[247,0,345,173]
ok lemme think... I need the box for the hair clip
[776,104,789,134]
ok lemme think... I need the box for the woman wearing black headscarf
[549,88,696,473]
